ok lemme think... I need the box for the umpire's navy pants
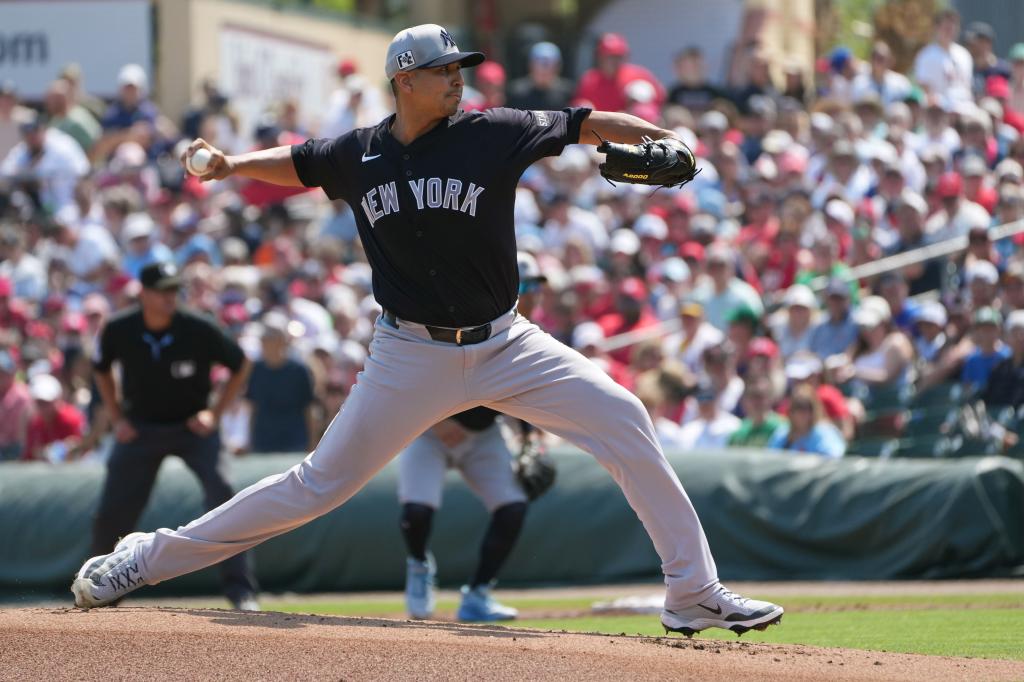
[90,421,257,599]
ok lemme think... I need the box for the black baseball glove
[515,440,556,501]
[596,135,700,188]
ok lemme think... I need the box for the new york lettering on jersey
[360,177,486,227]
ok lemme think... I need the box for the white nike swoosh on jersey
[361,153,381,162]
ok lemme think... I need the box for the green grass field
[254,590,1024,661]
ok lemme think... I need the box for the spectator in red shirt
[0,277,29,333]
[962,154,998,214]
[572,33,665,113]
[238,121,315,208]
[22,373,85,462]
[0,348,32,461]
[598,277,660,365]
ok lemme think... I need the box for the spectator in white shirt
[913,9,973,108]
[0,227,47,302]
[678,382,741,451]
[542,192,608,256]
[1,112,90,217]
[852,42,912,107]
[663,300,724,375]
[925,172,991,243]
[773,284,818,360]
[810,139,873,209]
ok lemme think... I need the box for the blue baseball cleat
[405,553,436,619]
[456,583,518,622]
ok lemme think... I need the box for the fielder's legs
[397,431,448,619]
[455,424,528,590]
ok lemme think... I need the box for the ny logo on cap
[439,29,456,49]
[396,50,416,69]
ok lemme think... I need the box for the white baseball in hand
[187,148,213,176]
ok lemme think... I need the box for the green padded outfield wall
[1,449,1022,598]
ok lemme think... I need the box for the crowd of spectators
[3,7,1024,464]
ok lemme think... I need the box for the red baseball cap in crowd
[221,303,249,326]
[62,312,87,334]
[673,192,696,214]
[747,337,779,360]
[936,172,963,198]
[617,276,647,300]
[597,33,629,57]
[26,320,54,342]
[679,241,705,262]
[647,205,669,220]
[337,58,357,78]
[986,75,1010,100]
[106,272,133,295]
[43,294,66,315]
[475,61,506,85]
[0,277,11,297]
[779,152,807,175]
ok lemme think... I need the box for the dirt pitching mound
[2,607,1021,681]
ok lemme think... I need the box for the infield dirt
[3,607,1023,681]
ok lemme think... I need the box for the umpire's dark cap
[140,261,182,291]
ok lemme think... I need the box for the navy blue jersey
[292,106,591,327]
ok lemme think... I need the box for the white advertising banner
[0,0,152,99]
[218,23,335,138]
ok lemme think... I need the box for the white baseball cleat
[661,585,784,637]
[71,532,149,609]
[405,553,436,619]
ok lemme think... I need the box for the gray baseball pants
[133,308,719,610]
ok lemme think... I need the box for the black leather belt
[382,310,492,346]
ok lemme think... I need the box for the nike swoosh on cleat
[696,603,723,614]
[361,153,381,162]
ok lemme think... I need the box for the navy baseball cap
[139,261,182,291]
[385,24,484,80]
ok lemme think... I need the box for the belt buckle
[456,328,463,345]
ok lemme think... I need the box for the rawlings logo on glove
[596,135,701,188]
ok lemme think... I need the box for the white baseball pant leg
[471,316,720,611]
[134,316,487,584]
